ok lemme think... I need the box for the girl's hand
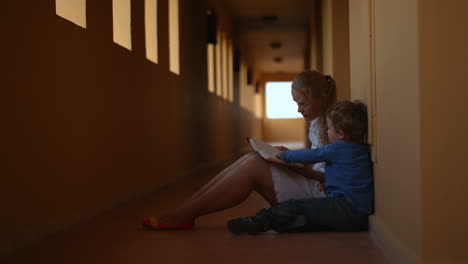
[303,166,325,183]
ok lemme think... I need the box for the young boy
[227,101,374,234]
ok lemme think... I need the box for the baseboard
[369,217,420,264]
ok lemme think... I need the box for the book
[247,137,304,169]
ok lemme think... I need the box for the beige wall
[322,0,333,76]
[309,1,322,71]
[0,0,259,256]
[373,0,422,262]
[348,1,370,104]
[419,1,468,263]
[321,0,350,101]
[262,119,306,142]
[349,0,421,263]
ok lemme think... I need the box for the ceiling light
[273,57,283,63]
[270,42,282,49]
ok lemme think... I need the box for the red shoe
[143,217,195,230]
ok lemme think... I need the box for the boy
[227,101,374,234]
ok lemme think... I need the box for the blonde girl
[143,70,337,230]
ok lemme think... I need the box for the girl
[143,70,337,230]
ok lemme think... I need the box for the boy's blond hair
[327,101,368,144]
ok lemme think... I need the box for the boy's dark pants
[256,195,369,233]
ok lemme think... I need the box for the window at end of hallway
[265,82,302,119]
[169,0,180,74]
[145,0,158,63]
[113,0,132,51]
[56,0,87,28]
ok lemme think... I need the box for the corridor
[2,0,468,263]
[2,167,387,264]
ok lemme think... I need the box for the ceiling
[220,0,314,74]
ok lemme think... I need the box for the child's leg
[227,198,317,234]
[228,196,369,234]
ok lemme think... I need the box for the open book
[247,137,304,169]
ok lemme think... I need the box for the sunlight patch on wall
[56,0,87,28]
[228,39,234,102]
[222,32,228,100]
[239,61,246,109]
[255,94,263,118]
[145,0,158,63]
[113,0,132,50]
[169,0,180,74]
[207,44,215,93]
[215,30,222,96]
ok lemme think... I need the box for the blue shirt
[280,141,374,213]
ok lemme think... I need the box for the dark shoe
[227,216,268,235]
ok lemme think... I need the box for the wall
[0,0,259,256]
[348,0,370,104]
[321,0,333,77]
[308,0,322,71]
[419,1,468,263]
[348,0,421,263]
[321,0,350,101]
[262,119,306,142]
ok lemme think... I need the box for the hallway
[2,0,468,263]
[2,168,387,264]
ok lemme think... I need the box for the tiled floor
[3,169,388,264]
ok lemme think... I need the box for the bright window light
[265,82,302,119]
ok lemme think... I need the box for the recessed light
[270,42,282,49]
[273,57,283,63]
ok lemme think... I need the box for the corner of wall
[370,216,421,264]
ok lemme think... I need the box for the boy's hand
[274,146,290,151]
[317,183,327,191]
[275,152,282,160]
[276,151,301,172]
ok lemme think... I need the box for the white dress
[270,118,328,202]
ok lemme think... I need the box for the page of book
[248,137,304,168]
